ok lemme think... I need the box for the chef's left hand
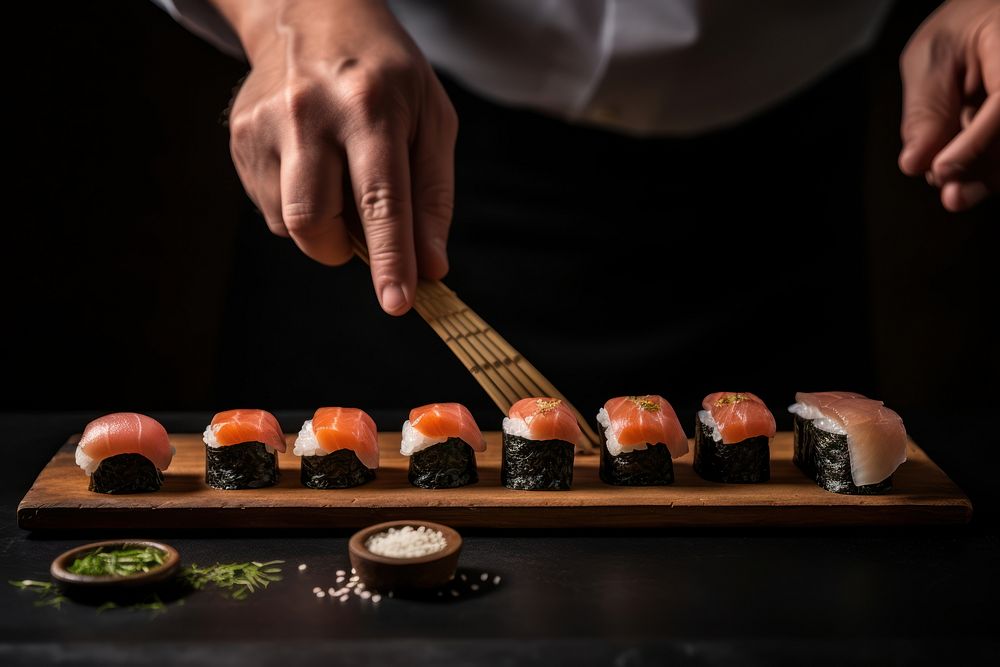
[899,0,999,212]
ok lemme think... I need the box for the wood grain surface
[17,432,972,530]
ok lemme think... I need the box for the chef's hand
[210,0,457,315]
[899,0,999,212]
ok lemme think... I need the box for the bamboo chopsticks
[351,237,600,452]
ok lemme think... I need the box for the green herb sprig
[8,580,68,609]
[181,561,284,600]
[67,546,166,577]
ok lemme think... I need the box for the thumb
[899,41,962,176]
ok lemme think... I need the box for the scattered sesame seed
[298,564,308,571]
[335,570,345,576]
[460,574,467,582]
[335,577,345,583]
[372,595,382,603]
[493,576,501,585]
[316,591,326,598]
[312,587,322,594]
[361,591,372,600]
[480,573,489,582]
[349,575,359,582]
[356,583,365,590]
[351,568,356,574]
[346,582,356,588]
[450,589,460,597]
[471,584,479,591]
[328,588,336,596]
[339,595,349,602]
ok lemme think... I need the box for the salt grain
[364,525,447,559]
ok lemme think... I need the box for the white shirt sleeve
[152,0,244,59]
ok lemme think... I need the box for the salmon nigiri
[501,398,581,490]
[694,392,774,484]
[788,391,906,493]
[293,407,379,488]
[203,409,285,490]
[596,395,687,487]
[597,395,688,457]
[402,403,485,489]
[76,413,174,493]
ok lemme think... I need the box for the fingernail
[380,282,408,313]
[925,170,939,187]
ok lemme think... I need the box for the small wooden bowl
[349,520,461,591]
[50,540,180,589]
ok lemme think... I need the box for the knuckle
[285,81,323,123]
[359,184,406,224]
[418,185,454,224]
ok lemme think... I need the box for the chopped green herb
[181,561,284,600]
[8,579,68,609]
[67,546,167,577]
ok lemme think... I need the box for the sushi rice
[400,420,449,456]
[203,424,281,453]
[787,403,847,435]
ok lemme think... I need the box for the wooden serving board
[17,432,971,530]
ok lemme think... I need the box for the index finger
[344,124,417,316]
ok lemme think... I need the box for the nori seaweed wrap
[501,433,575,490]
[205,441,279,490]
[301,449,376,489]
[806,421,892,495]
[693,418,770,483]
[599,441,674,486]
[408,437,479,489]
[89,454,164,494]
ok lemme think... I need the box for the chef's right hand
[211,0,457,315]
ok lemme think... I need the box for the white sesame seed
[312,587,321,594]
[346,581,356,588]
[493,576,501,585]
[328,588,336,596]
[372,595,382,603]
[460,574,467,582]
[361,591,372,600]
[471,584,479,591]
[298,564,308,571]
[364,525,447,559]
[480,573,488,582]
[349,575,359,582]
[335,577,344,583]
[335,570,345,576]
[339,594,349,602]
[351,568,356,574]
[316,591,326,598]
[356,583,365,590]
[450,589,460,597]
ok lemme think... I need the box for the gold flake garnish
[715,393,751,407]
[628,396,661,412]
[535,398,561,414]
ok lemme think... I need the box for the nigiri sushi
[789,392,907,494]
[75,413,174,494]
[203,409,286,489]
[501,398,583,490]
[401,403,485,488]
[293,407,379,489]
[694,392,775,483]
[596,395,688,486]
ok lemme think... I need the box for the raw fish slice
[508,398,585,449]
[410,403,486,452]
[312,407,380,469]
[703,392,776,444]
[209,409,287,452]
[604,395,688,458]
[794,391,872,410]
[820,398,907,486]
[77,412,173,473]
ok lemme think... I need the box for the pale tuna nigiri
[597,395,688,457]
[294,407,379,469]
[817,398,907,487]
[401,403,486,456]
[203,409,287,453]
[76,412,174,475]
[701,392,776,445]
[504,397,585,449]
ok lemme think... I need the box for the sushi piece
[789,391,866,478]
[203,409,286,489]
[596,395,688,486]
[694,392,775,483]
[401,403,486,488]
[293,407,379,489]
[502,398,583,490]
[75,413,174,494]
[788,392,907,494]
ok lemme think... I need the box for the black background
[2,0,997,426]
